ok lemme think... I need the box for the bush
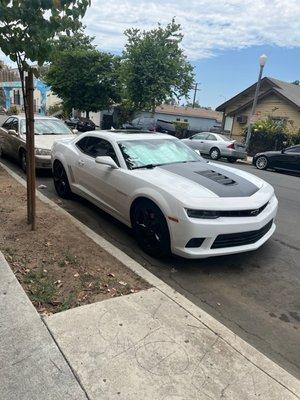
[174,121,189,138]
[245,118,300,155]
[7,105,19,115]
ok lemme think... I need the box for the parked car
[253,145,300,173]
[182,132,246,162]
[123,116,156,131]
[0,115,75,171]
[52,131,277,259]
[65,117,96,132]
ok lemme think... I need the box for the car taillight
[227,143,235,149]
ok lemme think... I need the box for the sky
[2,0,300,109]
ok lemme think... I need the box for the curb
[1,161,299,397]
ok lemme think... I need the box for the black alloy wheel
[19,149,27,173]
[132,199,170,258]
[53,161,72,199]
[255,156,268,170]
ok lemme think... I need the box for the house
[216,77,300,139]
[136,104,223,133]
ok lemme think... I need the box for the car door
[73,135,124,216]
[6,118,21,159]
[188,133,209,152]
[204,133,219,153]
[0,117,14,155]
[282,146,300,171]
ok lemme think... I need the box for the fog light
[186,238,205,248]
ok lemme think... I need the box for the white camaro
[51,131,278,259]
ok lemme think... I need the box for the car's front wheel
[255,156,268,170]
[19,149,27,173]
[53,160,72,199]
[132,199,170,258]
[209,147,221,160]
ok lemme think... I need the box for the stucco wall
[136,111,220,131]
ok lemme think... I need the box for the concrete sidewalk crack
[41,316,91,400]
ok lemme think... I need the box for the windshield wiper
[132,164,158,170]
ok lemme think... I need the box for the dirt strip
[0,166,149,315]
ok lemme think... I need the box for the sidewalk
[1,161,299,400]
[0,253,88,400]
[1,251,299,400]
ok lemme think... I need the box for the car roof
[80,130,175,141]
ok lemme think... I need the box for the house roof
[216,77,300,112]
[154,104,223,122]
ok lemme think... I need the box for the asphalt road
[1,152,300,378]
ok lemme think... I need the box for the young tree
[121,19,195,114]
[0,0,91,229]
[45,49,121,118]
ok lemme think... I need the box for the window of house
[176,118,180,121]
[184,119,188,122]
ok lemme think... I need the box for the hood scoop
[195,169,236,186]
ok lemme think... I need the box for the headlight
[35,148,51,156]
[186,209,219,219]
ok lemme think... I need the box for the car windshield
[118,138,203,169]
[218,134,232,141]
[20,119,72,135]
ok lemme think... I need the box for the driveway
[0,145,299,378]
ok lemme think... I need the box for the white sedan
[51,131,278,259]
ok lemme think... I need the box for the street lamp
[245,54,267,151]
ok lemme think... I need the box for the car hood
[33,134,76,150]
[132,161,271,207]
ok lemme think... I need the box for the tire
[227,157,237,163]
[209,147,221,160]
[19,149,27,173]
[53,160,72,199]
[255,156,268,170]
[132,199,170,258]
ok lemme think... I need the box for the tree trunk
[86,110,90,118]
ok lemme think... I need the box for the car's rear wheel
[53,160,72,199]
[227,157,237,163]
[19,149,27,173]
[132,199,170,258]
[255,156,268,170]
[209,147,220,160]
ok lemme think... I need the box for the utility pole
[25,69,36,230]
[192,83,201,108]
[245,54,267,151]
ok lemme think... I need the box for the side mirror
[189,136,193,140]
[72,129,78,134]
[95,156,119,169]
[281,149,285,154]
[8,129,18,136]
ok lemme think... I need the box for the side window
[285,147,300,154]
[208,134,217,141]
[2,117,13,130]
[76,136,89,152]
[10,118,19,133]
[80,137,119,165]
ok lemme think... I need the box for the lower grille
[212,220,273,249]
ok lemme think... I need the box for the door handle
[78,159,85,166]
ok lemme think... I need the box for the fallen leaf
[118,281,127,286]
[107,272,115,278]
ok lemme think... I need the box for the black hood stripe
[159,162,259,198]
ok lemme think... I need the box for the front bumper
[169,194,278,259]
[35,155,52,169]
